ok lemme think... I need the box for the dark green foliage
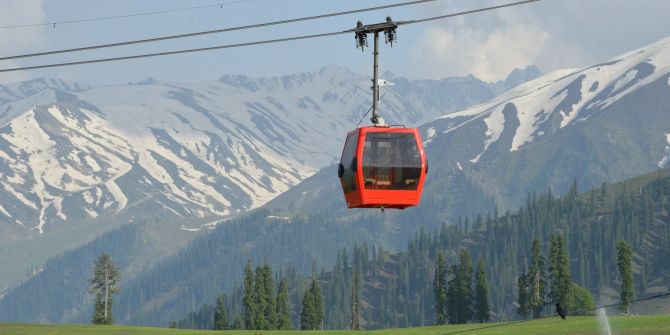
[311,275,325,329]
[433,251,448,325]
[351,268,361,330]
[243,260,257,329]
[300,284,314,329]
[300,273,324,330]
[528,239,546,318]
[617,240,634,314]
[276,278,292,330]
[214,295,228,330]
[90,253,121,325]
[517,272,530,319]
[474,260,490,323]
[255,264,276,329]
[446,250,473,324]
[0,224,142,323]
[171,304,215,329]
[548,234,571,307]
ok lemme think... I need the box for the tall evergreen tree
[253,265,268,329]
[456,250,473,323]
[528,239,546,318]
[243,260,258,329]
[548,234,571,307]
[473,260,490,323]
[276,278,292,330]
[433,251,448,325]
[517,272,530,319]
[311,274,325,329]
[260,264,276,329]
[89,253,121,325]
[446,265,459,324]
[214,294,228,330]
[351,268,361,330]
[300,286,315,330]
[616,240,634,314]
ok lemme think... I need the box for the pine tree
[351,268,361,330]
[548,234,571,307]
[446,265,459,324]
[456,250,473,323]
[260,264,276,329]
[473,260,490,323]
[243,260,257,329]
[528,239,546,318]
[89,253,121,325]
[617,240,634,314]
[276,278,292,330]
[517,272,530,319]
[214,294,228,330]
[310,274,324,329]
[433,251,448,325]
[253,265,267,329]
[300,286,315,330]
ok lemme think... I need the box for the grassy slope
[1,315,669,335]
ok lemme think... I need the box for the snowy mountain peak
[426,36,670,166]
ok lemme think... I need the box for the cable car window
[362,132,421,190]
[340,133,358,193]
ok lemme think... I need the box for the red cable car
[337,18,427,209]
[338,126,427,209]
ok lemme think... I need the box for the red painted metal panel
[339,126,426,209]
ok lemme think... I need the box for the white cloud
[408,2,556,82]
[0,0,46,84]
[411,23,549,81]
[405,0,670,82]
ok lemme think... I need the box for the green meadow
[1,315,669,335]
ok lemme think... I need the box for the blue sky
[0,0,668,85]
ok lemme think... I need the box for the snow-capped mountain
[423,36,670,205]
[0,66,532,237]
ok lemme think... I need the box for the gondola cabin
[338,126,427,209]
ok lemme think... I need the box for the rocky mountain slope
[0,66,537,291]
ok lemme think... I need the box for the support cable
[0,0,252,30]
[0,0,540,73]
[0,0,440,62]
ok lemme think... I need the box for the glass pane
[362,132,421,190]
[340,133,358,193]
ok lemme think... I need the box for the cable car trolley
[338,17,427,210]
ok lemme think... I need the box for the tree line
[167,172,670,329]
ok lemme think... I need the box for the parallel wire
[0,0,440,62]
[441,291,670,335]
[0,0,252,29]
[0,0,539,73]
[0,32,346,73]
[407,0,539,24]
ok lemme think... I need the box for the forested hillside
[176,169,670,330]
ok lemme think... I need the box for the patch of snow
[425,127,436,144]
[180,225,201,232]
[105,179,128,213]
[0,204,11,217]
[266,215,291,222]
[84,207,99,219]
[2,183,38,210]
[612,69,639,92]
[456,161,463,171]
[659,133,670,168]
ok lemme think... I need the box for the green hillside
[2,315,669,335]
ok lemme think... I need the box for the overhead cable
[0,0,440,62]
[0,0,252,30]
[0,0,539,73]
